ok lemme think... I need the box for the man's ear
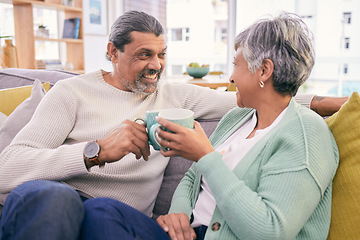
[260,59,274,82]
[107,42,118,63]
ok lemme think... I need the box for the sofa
[0,68,359,239]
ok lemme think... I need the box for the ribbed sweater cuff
[294,93,315,109]
[62,142,89,177]
[195,151,223,173]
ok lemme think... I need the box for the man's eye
[139,53,150,59]
[159,53,166,59]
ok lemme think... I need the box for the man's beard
[124,68,162,95]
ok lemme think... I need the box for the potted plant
[36,25,49,38]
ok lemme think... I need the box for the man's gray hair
[234,12,315,96]
[106,11,164,60]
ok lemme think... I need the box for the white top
[191,107,288,227]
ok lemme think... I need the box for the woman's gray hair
[234,12,315,96]
[106,11,164,60]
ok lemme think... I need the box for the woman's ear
[260,59,274,82]
[107,42,118,63]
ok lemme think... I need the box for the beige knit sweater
[0,70,313,216]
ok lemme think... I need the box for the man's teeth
[144,74,157,79]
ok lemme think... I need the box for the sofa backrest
[0,68,77,90]
[152,119,219,219]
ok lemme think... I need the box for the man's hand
[157,213,196,240]
[96,120,150,165]
[310,96,348,117]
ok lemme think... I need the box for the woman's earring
[259,81,264,88]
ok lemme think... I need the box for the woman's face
[230,48,261,108]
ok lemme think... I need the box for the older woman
[155,12,339,240]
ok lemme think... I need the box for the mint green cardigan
[169,98,339,240]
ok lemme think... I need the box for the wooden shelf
[71,69,85,74]
[12,0,82,12]
[34,37,83,43]
[12,0,84,71]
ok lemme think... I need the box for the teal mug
[134,110,161,150]
[148,108,194,151]
[134,108,194,151]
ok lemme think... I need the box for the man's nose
[148,56,162,70]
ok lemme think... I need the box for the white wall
[84,35,111,72]
[83,0,123,73]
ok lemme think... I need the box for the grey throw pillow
[0,112,7,129]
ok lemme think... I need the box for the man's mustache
[146,69,162,75]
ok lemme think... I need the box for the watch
[83,141,103,167]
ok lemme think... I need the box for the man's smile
[142,73,158,83]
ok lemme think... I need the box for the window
[234,0,360,97]
[33,7,60,61]
[0,3,15,45]
[123,1,360,96]
[343,12,351,24]
[214,27,227,42]
[185,28,190,41]
[123,0,166,28]
[221,28,227,41]
[171,28,182,41]
[33,7,59,39]
[169,28,190,41]
[301,15,313,19]
[166,0,229,75]
[344,37,350,49]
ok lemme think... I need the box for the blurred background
[1,0,359,96]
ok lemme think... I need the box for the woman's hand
[156,213,196,240]
[155,117,214,162]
